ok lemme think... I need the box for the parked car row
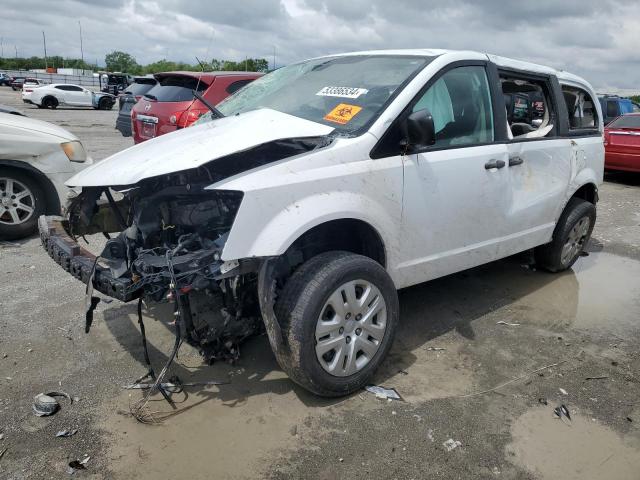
[115,71,262,142]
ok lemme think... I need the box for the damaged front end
[40,133,331,363]
[41,175,261,362]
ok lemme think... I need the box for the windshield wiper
[143,94,157,101]
[193,90,224,119]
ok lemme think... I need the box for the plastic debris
[56,429,78,438]
[559,388,568,395]
[67,457,90,474]
[443,439,462,452]
[496,321,520,326]
[32,391,73,416]
[33,394,60,416]
[364,385,401,400]
[0,433,4,440]
[426,346,446,351]
[427,429,435,442]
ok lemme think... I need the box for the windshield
[608,115,640,129]
[206,55,432,134]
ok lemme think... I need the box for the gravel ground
[0,86,639,480]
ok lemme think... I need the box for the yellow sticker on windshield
[324,103,362,124]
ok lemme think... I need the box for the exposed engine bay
[49,136,331,363]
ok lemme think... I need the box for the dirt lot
[1,86,639,480]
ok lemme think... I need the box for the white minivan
[40,49,603,396]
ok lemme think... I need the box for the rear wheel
[535,197,596,272]
[43,96,58,109]
[0,171,45,240]
[274,251,399,397]
[98,98,113,110]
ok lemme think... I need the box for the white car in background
[21,79,48,104]
[0,113,92,239]
[28,84,115,110]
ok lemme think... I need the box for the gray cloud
[0,0,638,91]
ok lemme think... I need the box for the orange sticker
[324,103,362,125]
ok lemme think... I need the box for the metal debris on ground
[496,321,520,326]
[365,385,402,400]
[0,447,6,461]
[426,347,446,351]
[554,404,572,423]
[559,388,568,395]
[122,380,227,390]
[55,429,78,437]
[443,439,462,452]
[585,375,609,380]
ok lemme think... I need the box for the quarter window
[411,66,494,147]
[562,86,598,130]
[606,101,618,118]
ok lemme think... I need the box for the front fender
[221,190,400,270]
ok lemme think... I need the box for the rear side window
[562,86,598,131]
[606,101,618,118]
[412,65,494,147]
[607,115,640,128]
[226,79,253,95]
[125,82,156,96]
[144,76,208,102]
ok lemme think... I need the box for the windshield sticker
[324,103,363,125]
[316,86,369,99]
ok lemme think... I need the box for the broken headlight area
[65,176,263,362]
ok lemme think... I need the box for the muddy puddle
[508,406,640,480]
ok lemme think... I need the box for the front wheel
[0,171,45,240]
[535,197,596,272]
[274,251,399,397]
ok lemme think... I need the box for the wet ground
[1,87,639,479]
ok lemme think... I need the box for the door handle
[484,159,506,170]
[509,156,524,166]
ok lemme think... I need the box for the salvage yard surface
[1,87,639,479]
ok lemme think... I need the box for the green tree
[630,95,640,104]
[105,51,139,74]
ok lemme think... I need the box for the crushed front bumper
[38,215,139,302]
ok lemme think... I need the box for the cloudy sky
[1,0,639,92]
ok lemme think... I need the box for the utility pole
[245,56,248,71]
[42,31,48,69]
[273,46,276,71]
[15,45,18,59]
[78,21,84,66]
[1,37,3,58]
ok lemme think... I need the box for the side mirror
[402,108,436,152]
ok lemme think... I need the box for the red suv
[131,71,262,143]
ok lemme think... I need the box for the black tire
[43,96,58,109]
[535,197,596,272]
[0,170,46,240]
[99,98,113,110]
[273,251,399,397]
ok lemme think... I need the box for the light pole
[42,31,48,69]
[78,21,84,67]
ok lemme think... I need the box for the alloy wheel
[561,216,590,265]
[315,279,388,377]
[0,177,36,225]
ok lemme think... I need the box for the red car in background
[131,71,262,144]
[604,113,640,173]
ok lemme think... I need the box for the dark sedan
[115,77,158,137]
